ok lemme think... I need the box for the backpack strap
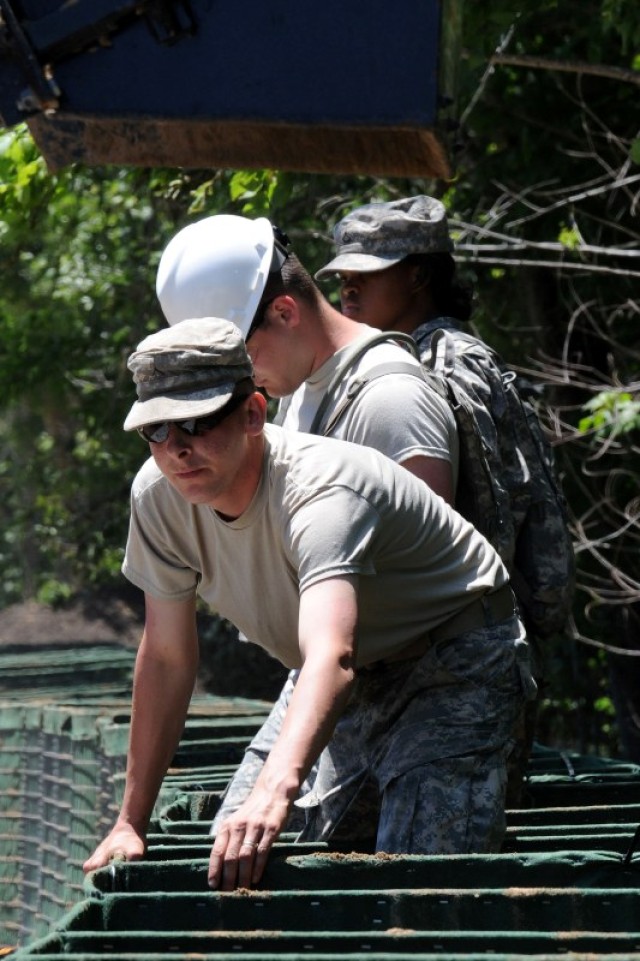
[309,331,418,435]
[273,393,292,426]
[426,327,458,377]
[321,360,428,436]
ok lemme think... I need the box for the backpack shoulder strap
[426,327,459,377]
[273,393,292,426]
[321,359,430,436]
[309,331,418,435]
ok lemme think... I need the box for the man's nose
[165,424,192,455]
[341,274,360,294]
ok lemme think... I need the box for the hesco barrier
[2,643,640,960]
[0,643,271,950]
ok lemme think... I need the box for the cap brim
[124,384,235,431]
[314,252,404,280]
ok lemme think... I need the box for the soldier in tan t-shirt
[83,318,535,892]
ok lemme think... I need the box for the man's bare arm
[400,454,454,504]
[208,575,359,890]
[83,593,199,872]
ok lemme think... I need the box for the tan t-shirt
[280,328,459,486]
[123,425,506,669]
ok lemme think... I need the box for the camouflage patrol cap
[315,195,453,279]
[124,317,254,431]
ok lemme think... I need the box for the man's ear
[270,294,300,328]
[245,391,268,433]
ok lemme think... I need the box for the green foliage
[601,0,640,52]
[537,640,622,756]
[228,170,280,214]
[0,127,179,604]
[579,391,640,439]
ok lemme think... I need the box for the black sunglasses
[137,392,249,444]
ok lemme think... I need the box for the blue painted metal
[0,0,457,175]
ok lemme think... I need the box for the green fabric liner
[16,888,640,935]
[14,921,640,960]
[82,850,640,895]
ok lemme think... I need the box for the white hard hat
[156,214,279,338]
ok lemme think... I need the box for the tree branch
[455,254,640,279]
[491,52,640,86]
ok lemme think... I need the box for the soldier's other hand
[83,821,146,873]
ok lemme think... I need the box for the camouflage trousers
[211,670,306,836]
[212,615,535,854]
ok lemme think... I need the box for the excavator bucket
[0,0,461,177]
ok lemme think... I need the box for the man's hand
[83,821,146,873]
[208,785,291,891]
[209,577,359,891]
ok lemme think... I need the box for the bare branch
[460,19,520,126]
[451,215,640,258]
[505,173,640,229]
[491,52,640,87]
[567,619,640,656]
[456,255,640,278]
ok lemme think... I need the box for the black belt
[369,583,516,668]
[430,582,516,643]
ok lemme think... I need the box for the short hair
[262,251,323,309]
[404,252,473,322]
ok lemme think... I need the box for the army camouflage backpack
[416,322,575,639]
[307,322,575,640]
